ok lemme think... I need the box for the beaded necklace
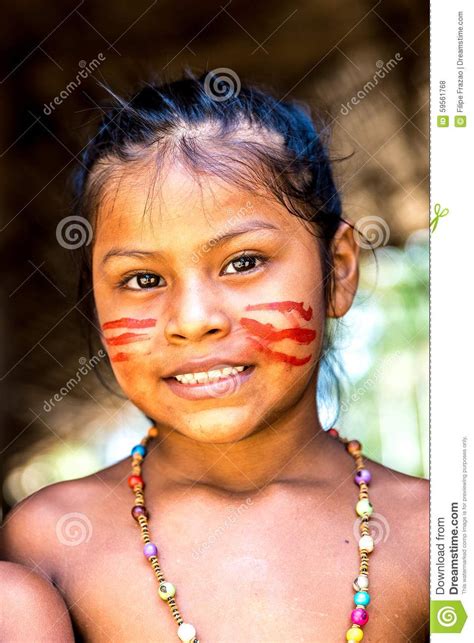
[128,426,375,643]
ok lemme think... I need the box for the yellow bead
[346,626,364,641]
[356,499,373,517]
[158,581,176,600]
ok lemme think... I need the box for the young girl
[1,71,428,642]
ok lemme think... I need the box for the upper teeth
[174,366,246,384]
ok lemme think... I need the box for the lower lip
[164,366,255,400]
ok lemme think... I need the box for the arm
[0,561,74,642]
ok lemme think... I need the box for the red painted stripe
[247,337,311,366]
[102,318,157,330]
[105,333,150,346]
[240,318,316,344]
[244,301,313,321]
[111,352,130,362]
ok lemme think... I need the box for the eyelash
[117,252,269,291]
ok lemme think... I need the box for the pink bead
[351,607,369,626]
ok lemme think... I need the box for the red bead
[131,505,148,520]
[128,474,144,489]
[346,440,362,455]
[328,428,339,438]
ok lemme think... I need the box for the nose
[164,281,231,345]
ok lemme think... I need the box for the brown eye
[124,273,164,290]
[223,254,265,275]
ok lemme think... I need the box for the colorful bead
[359,535,374,552]
[148,426,159,438]
[131,505,148,520]
[128,474,144,489]
[354,591,371,606]
[346,626,364,641]
[353,575,369,591]
[346,440,362,455]
[177,622,196,642]
[354,468,371,485]
[351,607,369,626]
[356,499,373,517]
[158,581,176,600]
[328,428,339,438]
[143,542,158,559]
[131,444,147,458]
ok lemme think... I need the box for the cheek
[238,299,320,367]
[100,316,157,363]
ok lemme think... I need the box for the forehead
[92,158,307,253]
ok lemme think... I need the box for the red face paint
[240,318,316,344]
[240,300,316,366]
[102,318,157,330]
[105,332,151,346]
[244,301,313,322]
[102,318,157,362]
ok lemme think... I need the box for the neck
[145,384,341,496]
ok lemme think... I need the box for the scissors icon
[430,203,449,233]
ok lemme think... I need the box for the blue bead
[354,591,370,606]
[131,444,147,458]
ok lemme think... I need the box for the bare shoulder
[0,456,131,574]
[0,561,74,641]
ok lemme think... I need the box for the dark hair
[73,68,348,420]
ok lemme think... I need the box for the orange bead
[346,440,362,455]
[148,426,159,438]
[328,428,339,438]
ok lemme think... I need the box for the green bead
[356,498,373,517]
[158,581,176,600]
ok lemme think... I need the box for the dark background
[0,0,429,514]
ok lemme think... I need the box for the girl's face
[92,159,350,443]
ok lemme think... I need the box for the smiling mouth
[165,365,252,386]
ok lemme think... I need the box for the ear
[327,221,360,319]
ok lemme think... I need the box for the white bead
[359,535,374,552]
[177,622,196,642]
[357,574,369,589]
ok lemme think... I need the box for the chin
[171,406,261,444]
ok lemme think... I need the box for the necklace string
[128,426,374,643]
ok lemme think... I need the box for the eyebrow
[100,220,280,265]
